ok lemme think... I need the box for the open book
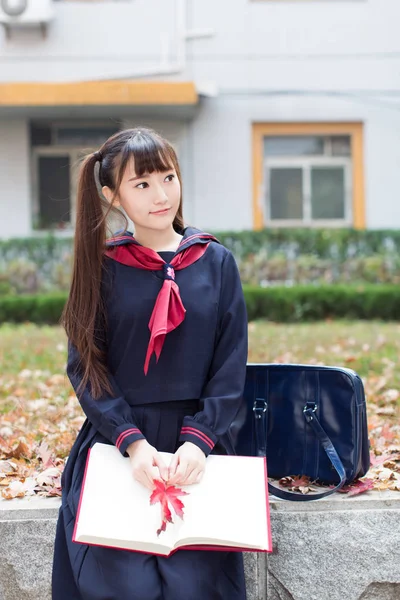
[73,442,272,556]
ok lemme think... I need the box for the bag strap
[254,401,347,501]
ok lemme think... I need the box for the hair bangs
[126,133,175,177]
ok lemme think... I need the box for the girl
[52,127,248,600]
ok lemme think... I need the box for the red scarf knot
[104,237,215,375]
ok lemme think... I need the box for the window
[252,123,365,229]
[264,135,351,225]
[30,120,120,231]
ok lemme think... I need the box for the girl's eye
[136,174,174,189]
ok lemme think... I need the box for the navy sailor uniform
[51,227,248,600]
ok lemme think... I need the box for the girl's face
[103,157,181,232]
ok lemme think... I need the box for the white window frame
[264,155,352,228]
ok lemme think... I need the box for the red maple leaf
[149,480,189,536]
[336,478,374,496]
[164,486,187,519]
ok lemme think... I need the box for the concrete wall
[0,0,397,90]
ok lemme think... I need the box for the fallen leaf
[4,441,31,460]
[278,475,319,494]
[376,467,396,482]
[1,478,36,499]
[337,478,374,496]
[0,460,17,474]
[36,467,62,486]
[36,441,56,468]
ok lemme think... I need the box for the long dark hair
[60,127,185,399]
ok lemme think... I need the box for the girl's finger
[153,455,169,481]
[135,466,158,490]
[167,456,179,479]
[181,468,199,486]
[133,470,152,490]
[169,460,189,485]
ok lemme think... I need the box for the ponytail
[60,153,125,399]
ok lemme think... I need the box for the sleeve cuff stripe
[116,428,141,449]
[180,427,214,450]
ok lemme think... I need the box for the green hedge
[3,228,400,261]
[2,285,400,324]
[0,293,67,324]
[215,228,400,259]
[3,229,400,294]
[243,285,400,321]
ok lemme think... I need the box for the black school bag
[233,363,371,501]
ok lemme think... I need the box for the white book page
[74,444,182,554]
[166,454,269,550]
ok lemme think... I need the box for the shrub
[2,285,400,324]
[3,228,400,289]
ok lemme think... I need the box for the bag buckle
[253,398,267,419]
[303,401,317,422]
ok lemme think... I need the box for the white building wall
[187,0,400,231]
[0,120,30,237]
[0,0,399,233]
[192,94,400,232]
[363,106,400,229]
[0,0,397,91]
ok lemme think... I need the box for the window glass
[56,127,118,146]
[311,167,345,220]
[331,136,351,157]
[265,136,324,157]
[270,168,303,219]
[37,156,71,229]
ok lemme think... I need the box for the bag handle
[254,400,347,501]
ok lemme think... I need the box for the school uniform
[51,227,248,600]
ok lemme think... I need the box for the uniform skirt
[51,400,247,600]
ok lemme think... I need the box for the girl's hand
[126,439,169,490]
[167,442,206,486]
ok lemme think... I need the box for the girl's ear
[102,186,121,207]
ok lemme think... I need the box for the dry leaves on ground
[1,322,400,500]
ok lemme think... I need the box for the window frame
[252,122,365,230]
[30,119,122,235]
[265,155,352,227]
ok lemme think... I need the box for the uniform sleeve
[67,340,146,456]
[66,258,146,457]
[179,250,248,456]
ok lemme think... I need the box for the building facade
[0,0,398,238]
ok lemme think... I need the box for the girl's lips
[151,208,170,215]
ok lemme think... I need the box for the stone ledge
[267,490,400,600]
[0,491,399,600]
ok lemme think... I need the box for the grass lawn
[2,319,400,384]
[0,321,399,498]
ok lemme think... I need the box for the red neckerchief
[104,232,217,374]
